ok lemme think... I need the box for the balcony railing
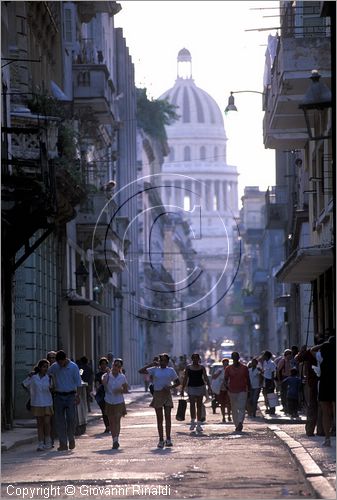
[73,41,116,125]
[263,22,331,149]
[265,186,287,229]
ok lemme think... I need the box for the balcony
[94,238,125,273]
[144,262,175,292]
[77,1,121,23]
[265,186,287,229]
[1,112,85,262]
[276,245,333,283]
[73,41,116,126]
[263,26,331,149]
[274,280,290,307]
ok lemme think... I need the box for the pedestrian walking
[311,335,336,447]
[295,346,323,436]
[248,358,262,418]
[48,350,82,451]
[181,353,212,433]
[281,368,302,418]
[139,353,180,448]
[260,350,277,415]
[276,349,293,414]
[102,358,128,449]
[224,352,250,432]
[22,359,55,451]
[78,356,94,412]
[211,358,232,422]
[143,366,151,392]
[47,351,57,365]
[95,357,110,433]
[46,351,57,444]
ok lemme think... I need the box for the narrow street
[1,394,315,499]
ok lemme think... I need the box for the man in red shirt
[224,352,250,432]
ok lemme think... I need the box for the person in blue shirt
[281,368,302,418]
[48,350,82,451]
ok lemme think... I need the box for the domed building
[159,49,240,344]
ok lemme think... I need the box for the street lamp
[225,90,265,113]
[298,70,332,141]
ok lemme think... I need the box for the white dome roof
[159,50,226,141]
[160,78,224,128]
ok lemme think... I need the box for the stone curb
[268,425,336,499]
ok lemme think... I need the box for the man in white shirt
[248,358,262,417]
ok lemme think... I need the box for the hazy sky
[115,1,279,201]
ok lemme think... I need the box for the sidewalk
[1,385,148,453]
[258,399,336,499]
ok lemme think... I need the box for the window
[214,146,218,161]
[184,146,191,161]
[64,9,73,43]
[200,146,206,160]
[184,195,191,211]
[169,147,175,162]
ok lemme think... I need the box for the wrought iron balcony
[1,112,86,263]
[263,3,331,149]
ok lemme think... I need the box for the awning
[276,246,333,284]
[68,298,111,317]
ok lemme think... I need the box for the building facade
[263,1,334,347]
[1,1,143,425]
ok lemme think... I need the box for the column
[233,182,238,211]
[174,180,182,207]
[211,273,217,320]
[214,180,219,211]
[222,181,227,210]
[210,180,215,212]
[201,180,207,211]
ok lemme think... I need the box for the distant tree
[136,87,179,141]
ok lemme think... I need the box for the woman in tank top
[181,353,212,433]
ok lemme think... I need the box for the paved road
[1,394,317,499]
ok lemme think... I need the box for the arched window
[184,146,191,161]
[169,147,175,162]
[200,146,206,160]
[214,146,218,161]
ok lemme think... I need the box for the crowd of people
[22,335,335,452]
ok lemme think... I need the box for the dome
[160,78,224,127]
[177,48,191,62]
[159,50,224,131]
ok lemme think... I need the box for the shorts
[150,389,173,409]
[31,406,54,417]
[187,386,206,398]
[104,402,125,419]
